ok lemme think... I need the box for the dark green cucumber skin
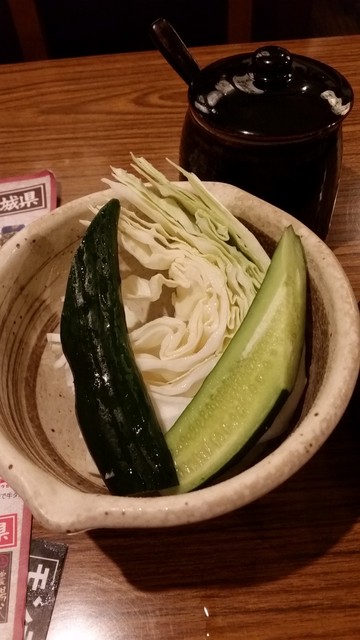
[60,198,178,495]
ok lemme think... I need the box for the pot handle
[150,17,201,86]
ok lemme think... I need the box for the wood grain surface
[0,35,359,639]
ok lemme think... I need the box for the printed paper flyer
[0,169,62,639]
[0,477,32,640]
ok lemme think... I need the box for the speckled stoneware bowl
[0,183,359,533]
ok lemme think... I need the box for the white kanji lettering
[24,619,34,640]
[28,564,50,590]
[0,195,21,212]
[0,522,9,542]
[0,190,39,213]
[25,608,33,624]
[21,190,39,208]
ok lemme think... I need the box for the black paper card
[24,539,68,640]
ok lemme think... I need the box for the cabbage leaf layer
[101,157,271,429]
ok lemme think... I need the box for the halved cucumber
[165,225,307,493]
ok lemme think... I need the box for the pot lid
[190,46,354,140]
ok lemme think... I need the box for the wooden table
[1,35,359,639]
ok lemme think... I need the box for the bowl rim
[0,184,359,532]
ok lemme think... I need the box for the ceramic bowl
[0,184,359,533]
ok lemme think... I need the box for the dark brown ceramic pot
[179,46,353,240]
[150,20,354,240]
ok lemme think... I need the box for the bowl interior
[0,184,358,531]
